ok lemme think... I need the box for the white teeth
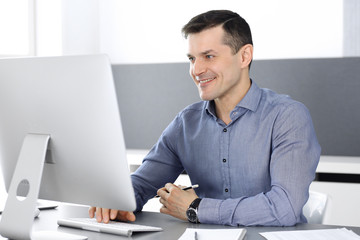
[200,77,215,83]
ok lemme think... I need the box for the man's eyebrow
[186,49,217,58]
[201,49,216,55]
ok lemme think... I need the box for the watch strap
[189,198,202,210]
[187,198,202,223]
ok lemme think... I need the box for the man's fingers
[94,207,111,223]
[101,208,111,223]
[89,207,96,218]
[157,183,180,199]
[89,207,135,223]
[110,209,118,220]
[157,186,169,199]
[165,183,178,193]
[115,211,136,222]
[159,197,168,208]
[126,211,136,222]
[160,205,170,215]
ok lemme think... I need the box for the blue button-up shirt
[131,80,321,226]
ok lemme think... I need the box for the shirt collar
[236,79,261,112]
[205,79,262,116]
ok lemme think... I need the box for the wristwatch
[186,198,202,223]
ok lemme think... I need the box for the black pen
[154,184,199,198]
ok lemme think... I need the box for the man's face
[187,26,243,102]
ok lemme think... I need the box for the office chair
[303,191,328,224]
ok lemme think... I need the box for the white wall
[36,0,62,56]
[98,0,344,63]
[0,0,34,56]
[36,0,346,63]
[343,0,360,56]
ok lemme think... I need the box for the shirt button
[225,188,229,192]
[222,159,227,163]
[223,128,227,132]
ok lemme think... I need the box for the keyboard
[57,218,163,237]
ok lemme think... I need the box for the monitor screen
[0,54,136,211]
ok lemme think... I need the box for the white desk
[2,204,360,240]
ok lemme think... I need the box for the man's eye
[206,55,214,59]
[188,57,195,62]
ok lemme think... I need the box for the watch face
[186,208,198,223]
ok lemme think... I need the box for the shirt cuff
[197,198,222,224]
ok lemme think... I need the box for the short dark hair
[182,10,253,55]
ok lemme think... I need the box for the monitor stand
[0,134,87,240]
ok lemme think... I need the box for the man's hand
[88,207,136,223]
[157,183,198,221]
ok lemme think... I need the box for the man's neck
[214,78,251,125]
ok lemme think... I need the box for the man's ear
[239,44,253,69]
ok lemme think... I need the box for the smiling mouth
[199,77,216,84]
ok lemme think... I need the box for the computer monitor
[0,55,136,239]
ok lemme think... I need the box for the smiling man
[186,24,252,125]
[90,10,321,227]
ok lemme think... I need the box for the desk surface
[1,204,360,240]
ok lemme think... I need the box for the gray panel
[112,63,199,149]
[112,57,360,156]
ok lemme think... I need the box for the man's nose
[192,59,206,77]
